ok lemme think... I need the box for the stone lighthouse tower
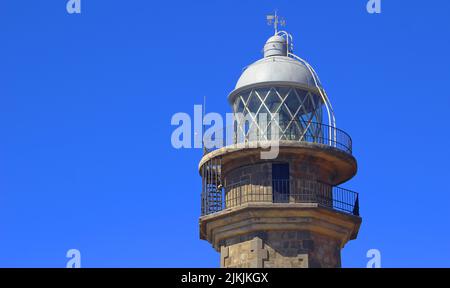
[199,15,361,268]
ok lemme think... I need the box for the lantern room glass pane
[232,86,324,141]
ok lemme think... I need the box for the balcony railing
[201,179,359,217]
[203,120,353,155]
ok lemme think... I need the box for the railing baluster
[203,120,352,155]
[204,179,359,216]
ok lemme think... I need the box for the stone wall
[225,162,272,208]
[223,154,333,209]
[220,231,340,268]
[223,151,338,186]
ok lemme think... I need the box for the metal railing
[203,120,352,155]
[201,179,359,217]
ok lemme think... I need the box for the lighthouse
[199,14,361,268]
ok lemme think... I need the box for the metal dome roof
[228,35,319,105]
[234,55,316,91]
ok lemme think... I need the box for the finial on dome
[266,10,286,35]
[265,12,290,57]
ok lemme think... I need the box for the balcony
[201,179,359,217]
[203,120,353,155]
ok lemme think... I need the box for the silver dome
[229,55,317,104]
[235,56,315,90]
[228,35,319,104]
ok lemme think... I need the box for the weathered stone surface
[199,204,361,268]
[220,231,338,268]
[199,141,357,186]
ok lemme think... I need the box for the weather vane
[266,11,286,34]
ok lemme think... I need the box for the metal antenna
[266,11,286,35]
[203,95,206,120]
[202,95,206,154]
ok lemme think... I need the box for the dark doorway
[272,163,289,203]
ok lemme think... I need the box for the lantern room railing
[201,178,360,217]
[203,120,352,155]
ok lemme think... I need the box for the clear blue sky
[1,0,449,268]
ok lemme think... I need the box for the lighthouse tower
[199,15,361,268]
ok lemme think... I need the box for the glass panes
[275,87,291,100]
[265,88,282,114]
[246,90,261,113]
[278,103,291,127]
[232,86,324,142]
[284,89,302,115]
[255,88,270,102]
[233,97,245,114]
